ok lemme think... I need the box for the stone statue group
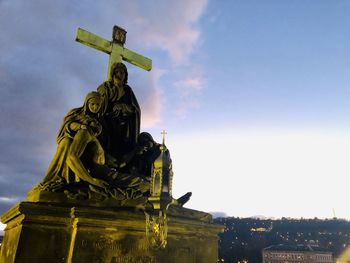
[33,63,167,203]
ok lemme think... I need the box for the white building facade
[262,244,333,263]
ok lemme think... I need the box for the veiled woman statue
[39,91,108,190]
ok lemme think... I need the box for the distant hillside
[214,217,350,263]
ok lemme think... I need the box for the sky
[2,1,350,232]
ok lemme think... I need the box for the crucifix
[75,25,152,80]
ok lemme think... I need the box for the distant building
[262,244,333,263]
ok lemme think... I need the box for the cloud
[174,77,204,91]
[132,67,165,129]
[210,211,228,218]
[173,69,205,118]
[118,0,208,119]
[140,68,165,128]
[0,197,18,203]
[125,0,208,65]
[0,222,5,236]
[170,129,350,219]
[175,98,201,119]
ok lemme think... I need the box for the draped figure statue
[39,91,107,190]
[97,62,141,162]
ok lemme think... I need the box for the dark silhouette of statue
[97,62,141,162]
[29,62,190,207]
[33,91,148,201]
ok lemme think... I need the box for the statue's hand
[92,178,109,188]
[106,155,120,169]
[122,104,133,114]
[112,104,133,115]
[112,104,123,114]
[81,115,95,125]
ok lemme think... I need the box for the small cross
[76,25,152,80]
[161,130,167,145]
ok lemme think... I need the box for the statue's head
[84,91,102,115]
[111,62,128,85]
[137,132,155,149]
[83,91,103,136]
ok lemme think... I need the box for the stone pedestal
[0,202,223,263]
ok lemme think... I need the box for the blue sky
[1,1,350,231]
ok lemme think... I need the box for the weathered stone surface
[0,202,223,263]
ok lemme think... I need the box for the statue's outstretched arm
[67,129,107,188]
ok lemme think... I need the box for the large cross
[76,25,152,80]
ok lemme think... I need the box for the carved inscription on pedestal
[78,238,155,263]
[109,256,156,263]
[80,238,122,251]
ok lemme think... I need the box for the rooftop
[264,244,331,253]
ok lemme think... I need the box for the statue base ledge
[27,188,148,208]
[0,202,223,263]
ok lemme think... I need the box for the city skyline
[1,0,350,233]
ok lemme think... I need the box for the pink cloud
[175,98,201,119]
[174,77,204,91]
[124,0,208,65]
[173,70,206,118]
[138,68,166,128]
